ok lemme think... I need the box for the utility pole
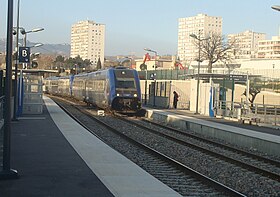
[0,0,18,180]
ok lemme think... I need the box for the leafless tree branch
[193,33,236,73]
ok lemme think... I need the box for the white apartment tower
[178,14,222,63]
[71,20,105,66]
[258,36,280,59]
[228,30,266,60]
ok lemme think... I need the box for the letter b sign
[19,47,30,63]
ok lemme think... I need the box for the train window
[114,69,136,89]
[114,70,134,78]
[115,79,135,89]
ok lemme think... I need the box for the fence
[22,75,43,114]
[138,68,253,81]
[215,100,280,126]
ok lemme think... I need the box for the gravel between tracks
[54,97,280,197]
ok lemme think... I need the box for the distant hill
[0,38,70,56]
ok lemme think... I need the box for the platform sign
[18,47,30,63]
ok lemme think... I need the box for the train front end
[110,68,141,112]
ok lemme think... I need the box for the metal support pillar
[0,0,19,180]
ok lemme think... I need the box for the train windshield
[114,70,136,89]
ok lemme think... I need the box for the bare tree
[242,87,261,107]
[194,33,236,73]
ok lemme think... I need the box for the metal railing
[215,100,280,126]
[138,68,254,81]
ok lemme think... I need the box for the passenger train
[45,67,142,113]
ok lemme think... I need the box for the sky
[0,0,280,56]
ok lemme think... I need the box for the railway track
[50,95,280,196]
[52,97,244,197]
[116,115,280,181]
[97,114,280,196]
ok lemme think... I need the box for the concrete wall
[200,83,211,116]
[237,59,280,79]
[140,80,192,109]
[146,109,280,157]
[140,79,214,114]
[189,79,198,112]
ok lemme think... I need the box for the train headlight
[117,93,120,96]
[134,93,137,97]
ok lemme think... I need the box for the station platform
[0,96,181,197]
[145,108,280,157]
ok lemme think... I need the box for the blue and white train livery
[45,67,142,112]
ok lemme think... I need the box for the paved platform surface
[0,97,181,197]
[145,108,280,157]
[160,108,280,136]
[0,104,114,196]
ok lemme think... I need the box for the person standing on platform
[173,91,179,109]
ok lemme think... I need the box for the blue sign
[69,75,74,96]
[18,47,30,63]
[209,86,214,117]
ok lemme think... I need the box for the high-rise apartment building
[257,36,280,59]
[178,14,222,63]
[228,30,266,60]
[71,20,105,66]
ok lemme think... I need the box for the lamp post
[272,5,280,11]
[144,48,157,107]
[12,0,20,121]
[12,27,44,119]
[30,43,44,48]
[17,27,45,77]
[1,0,18,180]
[190,30,209,114]
[20,27,44,47]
